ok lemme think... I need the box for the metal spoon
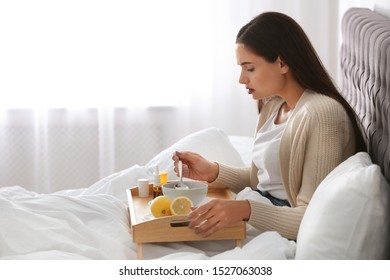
[176,160,189,189]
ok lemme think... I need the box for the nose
[239,71,248,84]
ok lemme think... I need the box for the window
[0,0,214,109]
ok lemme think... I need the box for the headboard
[340,8,390,183]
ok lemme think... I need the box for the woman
[172,12,364,241]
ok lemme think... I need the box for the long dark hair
[236,12,365,152]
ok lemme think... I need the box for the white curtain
[0,0,343,193]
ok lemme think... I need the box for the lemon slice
[170,196,194,216]
[150,196,172,218]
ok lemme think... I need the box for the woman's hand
[188,199,251,237]
[172,151,219,183]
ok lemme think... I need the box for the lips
[246,88,254,94]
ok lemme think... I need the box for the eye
[247,67,254,72]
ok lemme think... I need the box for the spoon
[176,160,189,189]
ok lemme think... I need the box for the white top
[252,112,287,199]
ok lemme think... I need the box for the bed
[0,7,389,260]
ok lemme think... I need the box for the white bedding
[0,127,296,260]
[0,184,296,260]
[1,127,389,260]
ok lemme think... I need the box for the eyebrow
[239,62,253,66]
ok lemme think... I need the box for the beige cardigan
[212,91,356,240]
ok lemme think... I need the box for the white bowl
[162,180,208,205]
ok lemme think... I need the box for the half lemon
[150,195,172,218]
[170,196,194,216]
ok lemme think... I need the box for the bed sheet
[0,127,296,260]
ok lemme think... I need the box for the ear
[277,56,289,74]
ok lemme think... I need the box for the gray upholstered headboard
[340,8,390,183]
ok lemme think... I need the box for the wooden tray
[126,183,246,259]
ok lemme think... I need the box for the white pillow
[83,127,245,202]
[145,127,245,180]
[228,135,253,166]
[295,152,390,259]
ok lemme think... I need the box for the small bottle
[160,171,168,185]
[152,166,163,198]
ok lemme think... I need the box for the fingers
[188,201,211,222]
[181,164,190,177]
[194,216,222,238]
[172,151,195,177]
[187,199,248,238]
[172,151,181,162]
[188,200,222,237]
[172,151,195,162]
[172,151,182,176]
[173,151,191,160]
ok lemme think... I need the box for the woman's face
[236,43,288,100]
